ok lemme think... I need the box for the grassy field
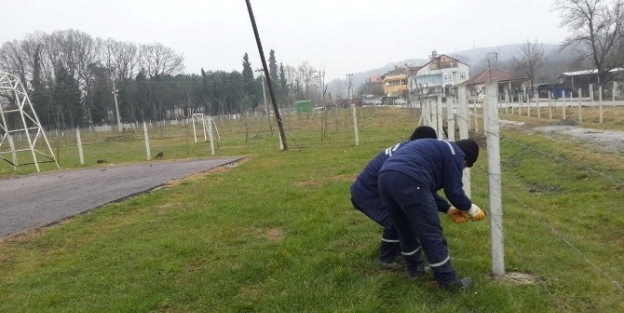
[1,106,623,312]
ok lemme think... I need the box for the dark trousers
[378,170,457,285]
[379,226,400,263]
[351,197,400,263]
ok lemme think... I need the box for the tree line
[0,29,329,130]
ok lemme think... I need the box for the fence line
[421,89,624,302]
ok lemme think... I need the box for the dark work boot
[439,277,474,290]
[379,238,401,270]
[407,261,426,278]
[379,261,402,270]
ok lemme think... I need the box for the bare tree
[139,43,185,78]
[115,41,139,81]
[284,64,298,104]
[554,0,624,85]
[296,61,319,98]
[513,40,545,91]
[0,40,30,89]
[99,39,138,81]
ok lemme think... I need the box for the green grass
[1,107,623,312]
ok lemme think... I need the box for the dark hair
[409,126,437,141]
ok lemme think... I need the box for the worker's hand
[467,204,486,221]
[447,207,469,224]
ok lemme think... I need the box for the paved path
[0,157,242,238]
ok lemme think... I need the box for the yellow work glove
[447,207,469,224]
[467,203,486,221]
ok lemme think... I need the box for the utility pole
[111,78,122,132]
[245,0,288,150]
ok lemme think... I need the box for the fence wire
[419,100,624,312]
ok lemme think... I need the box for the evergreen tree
[241,53,259,109]
[84,64,112,125]
[52,65,83,128]
[201,68,211,115]
[279,62,288,104]
[135,71,150,122]
[30,45,53,127]
[268,49,278,82]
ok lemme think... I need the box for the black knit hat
[409,126,437,140]
[455,139,479,168]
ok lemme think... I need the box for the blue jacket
[379,138,472,210]
[351,141,406,203]
[350,141,451,222]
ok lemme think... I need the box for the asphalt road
[0,157,242,238]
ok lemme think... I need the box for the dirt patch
[530,125,624,153]
[491,271,540,285]
[243,227,285,241]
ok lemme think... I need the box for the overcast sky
[1,0,568,81]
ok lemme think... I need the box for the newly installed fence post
[76,128,84,165]
[589,83,594,102]
[563,93,567,120]
[578,88,583,122]
[430,99,438,133]
[437,95,444,139]
[536,93,541,118]
[202,119,208,142]
[528,94,532,118]
[447,100,455,141]
[458,85,471,197]
[208,116,215,155]
[613,81,617,102]
[7,135,17,171]
[143,121,151,160]
[599,85,603,123]
[351,101,359,146]
[473,97,479,133]
[505,90,509,115]
[548,92,553,119]
[192,118,198,143]
[485,80,505,278]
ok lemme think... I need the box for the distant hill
[327,43,571,97]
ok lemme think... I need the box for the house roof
[368,74,382,83]
[383,65,422,77]
[558,68,624,77]
[420,54,468,69]
[464,69,525,86]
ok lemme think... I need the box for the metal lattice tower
[0,71,59,172]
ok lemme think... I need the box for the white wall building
[409,52,470,98]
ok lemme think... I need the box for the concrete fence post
[76,128,84,166]
[578,88,583,123]
[599,85,603,123]
[458,85,471,197]
[143,121,151,160]
[485,80,505,278]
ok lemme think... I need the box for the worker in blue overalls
[350,126,468,271]
[378,138,485,289]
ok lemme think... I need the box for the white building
[409,52,470,98]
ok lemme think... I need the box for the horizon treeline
[0,29,329,130]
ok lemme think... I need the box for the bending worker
[378,138,485,289]
[350,126,467,272]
